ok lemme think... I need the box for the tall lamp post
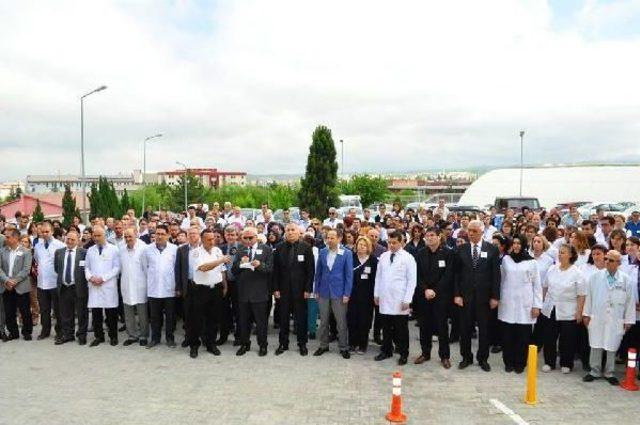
[519,130,525,197]
[176,161,188,212]
[339,139,344,178]
[142,133,163,217]
[80,85,107,224]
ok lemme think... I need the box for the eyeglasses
[605,258,617,263]
[243,236,256,240]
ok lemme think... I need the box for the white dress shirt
[8,246,19,276]
[85,243,121,308]
[193,246,226,287]
[61,248,77,286]
[34,237,66,290]
[322,217,343,229]
[374,249,417,315]
[180,216,205,231]
[119,241,148,305]
[142,242,178,298]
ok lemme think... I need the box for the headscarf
[509,234,533,263]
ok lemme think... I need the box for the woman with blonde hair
[569,230,590,266]
[347,236,378,354]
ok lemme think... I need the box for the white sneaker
[542,364,552,372]
[561,367,571,374]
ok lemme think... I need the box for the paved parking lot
[1,322,639,425]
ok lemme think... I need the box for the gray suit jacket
[54,247,88,299]
[0,245,33,295]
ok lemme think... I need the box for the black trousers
[58,287,88,339]
[239,301,269,348]
[448,303,460,340]
[347,299,374,350]
[186,284,223,348]
[373,305,382,340]
[576,322,590,367]
[220,280,240,340]
[148,297,176,343]
[380,314,409,357]
[489,308,502,347]
[501,322,532,370]
[542,309,578,369]
[531,315,545,349]
[459,294,491,363]
[417,299,450,360]
[278,294,308,346]
[92,307,118,340]
[37,287,60,337]
[3,290,32,337]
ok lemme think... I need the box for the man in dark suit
[218,225,241,346]
[272,223,315,356]
[0,228,34,341]
[454,219,501,372]
[175,225,200,348]
[232,227,273,356]
[53,230,89,345]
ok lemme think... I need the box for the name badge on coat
[256,249,263,255]
[337,249,344,255]
[480,251,487,258]
[438,260,446,268]
[79,260,86,267]
[297,254,304,262]
[364,266,371,273]
[16,251,23,257]
[361,274,368,279]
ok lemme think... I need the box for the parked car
[554,201,591,215]
[578,202,627,219]
[448,205,485,217]
[240,208,259,221]
[273,207,300,222]
[494,196,541,213]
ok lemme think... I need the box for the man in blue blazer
[313,229,353,359]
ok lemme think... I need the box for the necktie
[65,250,73,284]
[44,240,49,250]
[98,245,103,255]
[248,247,252,260]
[472,244,479,269]
[390,253,395,264]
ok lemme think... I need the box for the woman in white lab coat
[569,230,591,267]
[541,244,587,374]
[498,235,542,373]
[530,234,555,349]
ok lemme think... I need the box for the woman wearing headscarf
[498,235,542,373]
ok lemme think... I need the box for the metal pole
[519,130,525,197]
[142,134,162,218]
[80,97,86,223]
[176,161,188,212]
[340,139,344,177]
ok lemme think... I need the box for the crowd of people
[0,199,639,386]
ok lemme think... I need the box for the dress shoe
[181,339,190,348]
[514,367,524,374]
[299,345,308,356]
[78,337,87,346]
[118,324,127,332]
[236,345,250,356]
[206,345,221,356]
[139,339,147,347]
[259,346,268,356]
[458,359,473,369]
[37,334,50,341]
[190,347,198,359]
[479,361,491,372]
[398,356,408,365]
[23,334,32,341]
[146,340,159,349]
[275,344,289,355]
[55,337,74,345]
[490,345,502,354]
[0,332,8,342]
[8,333,20,341]
[313,347,329,356]
[583,374,596,382]
[606,376,619,386]
[414,355,426,365]
[504,365,514,373]
[308,333,316,340]
[441,359,452,369]
[166,339,177,348]
[123,338,138,346]
[375,352,393,361]
[341,350,350,359]
[110,338,118,346]
[89,338,104,347]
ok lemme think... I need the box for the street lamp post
[142,133,163,217]
[80,85,107,224]
[339,139,344,178]
[176,161,188,212]
[519,130,525,197]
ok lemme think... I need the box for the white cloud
[1,0,639,181]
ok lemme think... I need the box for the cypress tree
[61,184,77,227]
[32,199,45,222]
[298,125,339,218]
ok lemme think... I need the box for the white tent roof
[459,166,640,209]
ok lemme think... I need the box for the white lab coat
[119,240,148,305]
[142,243,178,298]
[374,249,416,315]
[542,265,587,320]
[498,257,543,325]
[583,269,636,351]
[533,251,555,284]
[84,243,121,308]
[34,238,65,290]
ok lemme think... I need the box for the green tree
[32,199,45,222]
[120,189,131,214]
[61,184,78,227]
[338,174,390,207]
[87,177,123,218]
[171,173,206,211]
[298,125,339,218]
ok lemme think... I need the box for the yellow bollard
[525,344,537,405]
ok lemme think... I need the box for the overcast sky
[1,0,639,181]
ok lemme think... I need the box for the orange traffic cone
[621,348,639,391]
[385,372,407,423]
